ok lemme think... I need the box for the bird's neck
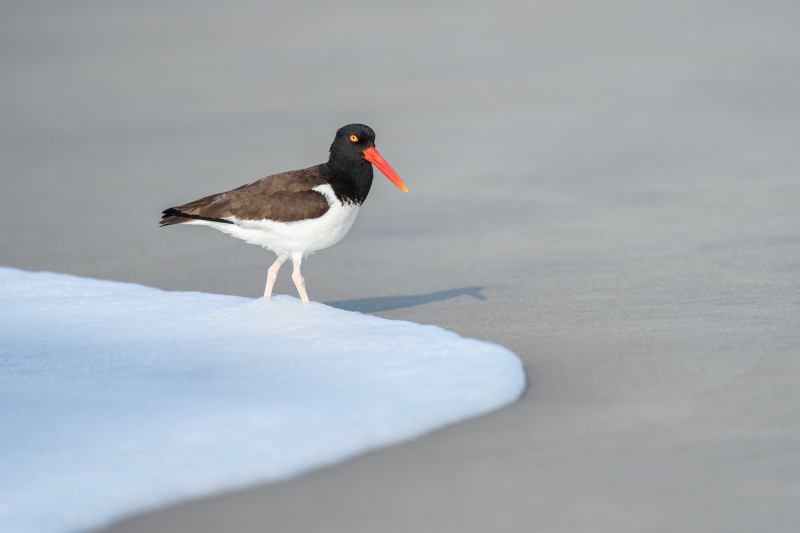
[323,158,373,205]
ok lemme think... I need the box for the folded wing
[160,165,331,226]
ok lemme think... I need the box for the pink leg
[264,253,288,298]
[291,253,310,303]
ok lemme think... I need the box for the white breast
[187,184,360,257]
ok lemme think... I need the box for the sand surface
[2,1,799,531]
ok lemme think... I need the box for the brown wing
[160,165,331,226]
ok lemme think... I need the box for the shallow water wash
[0,268,525,533]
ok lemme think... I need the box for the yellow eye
[349,134,359,143]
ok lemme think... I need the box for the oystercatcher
[160,124,408,303]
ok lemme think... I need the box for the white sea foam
[0,267,525,533]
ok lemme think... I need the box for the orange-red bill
[363,146,408,193]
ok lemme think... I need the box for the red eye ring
[349,134,359,143]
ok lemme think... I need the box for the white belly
[187,184,360,257]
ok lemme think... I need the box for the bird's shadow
[326,286,486,313]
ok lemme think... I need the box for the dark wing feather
[160,165,331,226]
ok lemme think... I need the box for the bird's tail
[159,207,235,226]
[159,208,192,227]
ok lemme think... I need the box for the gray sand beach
[2,1,799,531]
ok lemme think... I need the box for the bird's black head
[327,123,408,196]
[329,124,377,162]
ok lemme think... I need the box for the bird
[160,124,408,303]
